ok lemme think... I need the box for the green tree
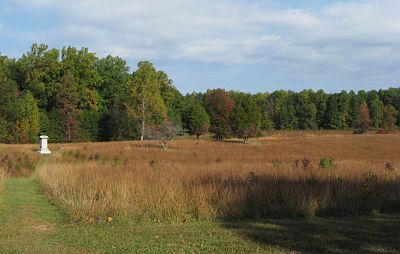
[16,44,61,109]
[311,90,328,129]
[159,71,185,127]
[96,55,133,141]
[204,89,234,140]
[347,91,360,128]
[96,56,130,108]
[253,92,274,130]
[0,54,12,82]
[354,101,370,134]
[381,105,398,132]
[337,91,350,129]
[0,79,18,142]
[267,90,298,130]
[129,61,167,141]
[185,99,210,140]
[367,91,384,128]
[61,46,101,111]
[297,90,317,130]
[15,91,40,143]
[325,92,350,129]
[230,93,262,143]
[40,110,66,143]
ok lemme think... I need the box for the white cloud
[3,0,400,91]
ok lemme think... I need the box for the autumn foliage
[354,101,371,134]
[204,89,234,140]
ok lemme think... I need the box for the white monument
[39,135,51,154]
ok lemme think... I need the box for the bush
[319,157,334,169]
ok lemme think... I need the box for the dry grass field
[3,131,397,223]
[1,131,400,253]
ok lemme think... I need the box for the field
[1,131,400,253]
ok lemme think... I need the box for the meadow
[1,131,400,253]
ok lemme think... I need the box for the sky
[0,0,399,94]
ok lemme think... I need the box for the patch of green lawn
[1,178,400,254]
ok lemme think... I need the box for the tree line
[0,44,399,143]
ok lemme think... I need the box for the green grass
[1,178,400,254]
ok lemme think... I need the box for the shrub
[319,157,334,169]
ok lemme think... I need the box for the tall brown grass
[0,144,40,177]
[15,132,400,222]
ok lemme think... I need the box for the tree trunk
[140,119,145,141]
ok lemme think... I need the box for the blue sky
[0,0,399,94]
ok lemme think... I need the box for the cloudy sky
[0,0,399,93]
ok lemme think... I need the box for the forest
[0,43,399,143]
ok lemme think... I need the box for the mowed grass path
[1,178,400,253]
[0,178,283,254]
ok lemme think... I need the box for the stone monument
[39,135,51,154]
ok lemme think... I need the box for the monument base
[39,150,52,154]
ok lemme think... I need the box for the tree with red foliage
[204,89,234,140]
[56,71,81,142]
